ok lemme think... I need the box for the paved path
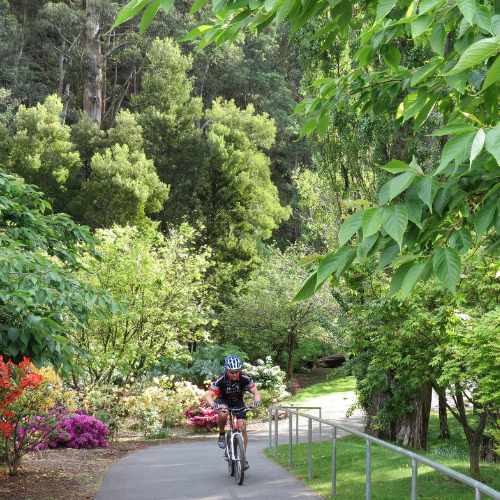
[95,391,365,499]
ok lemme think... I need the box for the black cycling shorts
[215,397,247,420]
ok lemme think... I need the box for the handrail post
[274,407,279,459]
[411,458,417,500]
[296,411,299,444]
[289,411,293,467]
[268,408,272,452]
[366,439,371,500]
[308,419,313,479]
[476,488,481,500]
[319,408,322,442]
[332,426,337,497]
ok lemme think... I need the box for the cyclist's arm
[248,384,261,404]
[206,388,218,406]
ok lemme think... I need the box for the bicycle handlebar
[217,406,254,413]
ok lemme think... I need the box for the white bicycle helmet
[224,355,242,371]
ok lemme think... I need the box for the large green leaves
[443,37,500,76]
[433,247,461,293]
[383,204,408,248]
[338,210,365,247]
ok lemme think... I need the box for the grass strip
[264,406,500,499]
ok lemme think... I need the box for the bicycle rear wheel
[227,434,234,476]
[234,433,245,485]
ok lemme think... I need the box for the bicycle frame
[219,406,250,485]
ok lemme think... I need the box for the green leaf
[493,14,500,36]
[292,270,318,303]
[419,0,445,15]
[433,185,453,216]
[433,247,461,293]
[431,124,477,136]
[457,0,476,24]
[276,0,298,25]
[388,261,414,297]
[475,5,493,34]
[436,131,476,174]
[377,239,401,270]
[401,262,426,299]
[190,0,210,15]
[109,0,149,31]
[470,129,486,164]
[483,55,500,90]
[403,90,428,120]
[418,177,439,210]
[295,254,323,267]
[335,248,356,277]
[379,160,412,174]
[390,171,416,202]
[430,22,446,56]
[384,45,401,70]
[140,0,161,35]
[411,15,433,38]
[376,0,396,21]
[362,208,383,237]
[404,197,423,228]
[357,233,379,262]
[338,210,365,247]
[179,25,215,42]
[485,84,500,124]
[474,204,496,240]
[317,247,355,283]
[383,204,408,248]
[485,126,500,163]
[443,37,500,76]
[449,228,473,254]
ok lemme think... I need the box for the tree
[219,244,337,378]
[0,172,121,376]
[131,37,205,230]
[114,0,500,299]
[70,224,214,386]
[200,98,291,280]
[5,94,80,212]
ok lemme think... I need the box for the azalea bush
[244,357,289,398]
[52,411,109,449]
[184,397,218,432]
[0,357,48,474]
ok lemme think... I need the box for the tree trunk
[364,385,398,441]
[469,411,488,480]
[395,382,432,450]
[438,392,450,439]
[83,0,104,127]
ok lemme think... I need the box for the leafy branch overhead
[115,0,500,298]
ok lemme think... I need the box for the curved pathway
[94,391,365,499]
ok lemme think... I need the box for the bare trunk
[438,392,450,439]
[84,0,104,127]
[286,331,295,379]
[395,382,432,450]
[469,411,487,480]
[57,39,66,97]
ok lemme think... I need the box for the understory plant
[184,397,218,431]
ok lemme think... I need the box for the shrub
[51,411,110,449]
[243,357,288,398]
[184,397,218,431]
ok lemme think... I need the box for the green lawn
[266,377,500,499]
[285,375,357,403]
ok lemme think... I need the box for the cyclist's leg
[231,398,248,452]
[216,397,229,432]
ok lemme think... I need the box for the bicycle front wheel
[234,433,245,485]
[227,434,234,476]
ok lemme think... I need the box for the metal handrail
[268,405,500,500]
[268,406,322,452]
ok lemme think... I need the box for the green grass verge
[286,376,357,404]
[267,377,500,499]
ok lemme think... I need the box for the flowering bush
[0,357,47,474]
[184,397,218,431]
[80,383,130,442]
[52,411,109,449]
[243,357,289,399]
[127,375,204,436]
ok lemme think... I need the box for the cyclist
[206,355,261,470]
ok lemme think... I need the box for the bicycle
[218,406,251,485]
